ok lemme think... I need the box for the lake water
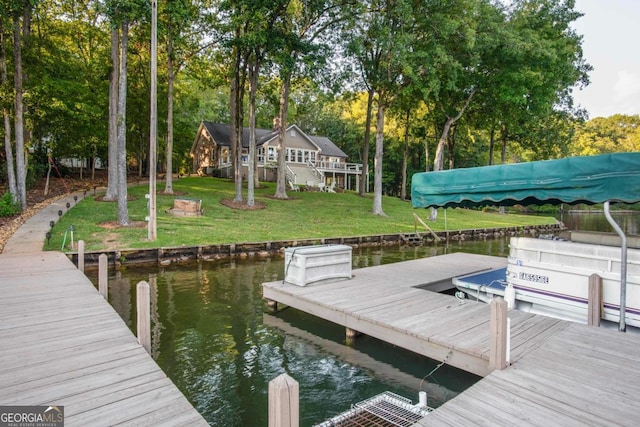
[85,210,638,426]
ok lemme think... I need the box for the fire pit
[166,198,203,217]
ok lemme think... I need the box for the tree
[0,13,16,199]
[244,0,289,206]
[105,0,149,226]
[8,0,35,210]
[492,0,590,160]
[29,1,110,181]
[271,0,353,200]
[571,114,640,156]
[349,0,416,215]
[161,0,196,194]
[104,26,119,200]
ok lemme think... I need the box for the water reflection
[87,245,489,426]
[560,210,640,235]
[85,211,640,426]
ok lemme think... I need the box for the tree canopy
[2,0,626,214]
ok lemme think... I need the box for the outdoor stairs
[401,233,424,245]
[289,164,323,186]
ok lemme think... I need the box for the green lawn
[46,177,557,252]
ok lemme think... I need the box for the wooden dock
[263,252,640,426]
[264,252,567,377]
[0,252,208,426]
[420,322,640,426]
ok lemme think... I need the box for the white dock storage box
[284,245,352,286]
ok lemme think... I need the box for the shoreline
[69,223,563,269]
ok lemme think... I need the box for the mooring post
[346,327,360,339]
[489,297,508,370]
[588,273,603,327]
[268,373,299,427]
[77,240,85,272]
[98,253,108,300]
[137,281,151,354]
[266,299,278,312]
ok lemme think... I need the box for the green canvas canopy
[411,152,640,209]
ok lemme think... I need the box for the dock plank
[264,253,553,377]
[0,252,208,426]
[264,251,640,427]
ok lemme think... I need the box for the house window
[296,150,303,163]
[268,147,277,162]
[222,148,229,164]
[310,152,316,164]
[257,147,265,163]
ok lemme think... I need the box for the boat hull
[454,236,640,328]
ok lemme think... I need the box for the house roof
[199,122,347,158]
[309,136,348,158]
[201,121,277,149]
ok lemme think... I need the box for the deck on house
[263,252,640,426]
[0,251,208,426]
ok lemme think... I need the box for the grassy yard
[46,177,557,252]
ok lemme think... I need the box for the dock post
[98,254,108,300]
[77,240,85,272]
[345,327,361,345]
[266,299,278,312]
[268,373,299,427]
[489,297,508,370]
[137,281,151,354]
[588,274,603,327]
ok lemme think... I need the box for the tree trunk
[448,124,456,170]
[433,117,453,173]
[430,90,475,220]
[273,73,291,199]
[230,35,247,204]
[44,157,51,196]
[13,13,26,210]
[105,27,119,201]
[488,126,495,165]
[424,127,430,172]
[91,144,96,180]
[400,109,410,201]
[433,90,475,173]
[164,28,174,194]
[500,124,507,164]
[499,124,508,214]
[247,56,260,207]
[372,99,386,216]
[359,87,374,196]
[116,21,129,226]
[1,26,16,198]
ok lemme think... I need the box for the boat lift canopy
[411,152,640,332]
[411,152,640,209]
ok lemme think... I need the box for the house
[190,121,364,191]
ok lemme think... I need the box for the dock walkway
[263,252,640,425]
[264,252,567,377]
[0,252,208,426]
[421,322,640,426]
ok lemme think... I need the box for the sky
[571,0,640,119]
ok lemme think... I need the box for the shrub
[0,192,20,216]
[0,192,20,217]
